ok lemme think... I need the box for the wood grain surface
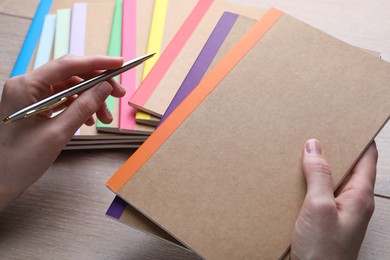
[0,0,40,18]
[0,0,389,259]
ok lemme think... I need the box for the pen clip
[25,96,68,118]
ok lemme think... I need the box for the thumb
[54,81,112,134]
[302,139,334,201]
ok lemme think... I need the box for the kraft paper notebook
[92,0,196,128]
[106,196,184,246]
[106,13,258,237]
[70,1,113,139]
[96,0,155,135]
[69,3,86,56]
[64,144,143,150]
[94,0,121,133]
[135,0,199,126]
[24,0,114,73]
[160,13,256,124]
[10,0,53,77]
[51,0,119,135]
[69,3,87,136]
[53,8,71,59]
[67,136,147,144]
[107,8,390,259]
[119,0,137,132]
[33,14,56,69]
[62,1,150,147]
[129,0,264,117]
[17,0,149,149]
[134,0,167,127]
[135,0,162,89]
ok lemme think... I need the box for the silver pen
[2,53,155,125]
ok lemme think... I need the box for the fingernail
[305,139,322,154]
[119,84,126,94]
[107,107,113,121]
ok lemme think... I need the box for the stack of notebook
[12,0,264,150]
[12,0,390,258]
[105,6,390,260]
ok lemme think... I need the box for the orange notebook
[107,8,390,259]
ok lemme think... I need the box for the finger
[77,69,107,80]
[302,139,334,201]
[52,79,123,118]
[50,71,125,99]
[85,116,95,126]
[61,68,121,85]
[95,102,113,124]
[30,55,124,86]
[51,76,84,92]
[52,76,125,99]
[73,73,125,97]
[336,141,378,195]
[52,95,77,113]
[51,81,113,134]
[107,78,126,97]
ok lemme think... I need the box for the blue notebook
[10,0,53,77]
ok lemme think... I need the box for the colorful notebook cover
[21,0,149,148]
[64,143,142,150]
[106,196,183,245]
[119,0,137,131]
[69,3,87,136]
[50,0,113,10]
[69,3,87,56]
[53,8,71,59]
[136,0,164,88]
[45,8,71,122]
[71,1,116,139]
[135,0,168,126]
[129,0,213,116]
[129,0,263,117]
[160,12,256,124]
[33,14,56,69]
[96,0,154,135]
[105,11,254,240]
[30,0,89,71]
[118,0,154,134]
[95,0,122,131]
[64,1,152,145]
[107,8,390,259]
[19,0,150,148]
[67,139,146,146]
[11,0,53,77]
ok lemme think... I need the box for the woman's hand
[291,139,377,259]
[0,55,126,211]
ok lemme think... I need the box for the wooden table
[0,0,389,259]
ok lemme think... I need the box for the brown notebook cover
[112,12,258,246]
[107,8,390,259]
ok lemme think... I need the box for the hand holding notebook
[291,140,377,260]
[107,8,390,259]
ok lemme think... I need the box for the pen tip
[2,117,11,125]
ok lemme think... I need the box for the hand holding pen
[0,54,151,211]
[2,53,154,124]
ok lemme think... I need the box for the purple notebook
[106,11,240,219]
